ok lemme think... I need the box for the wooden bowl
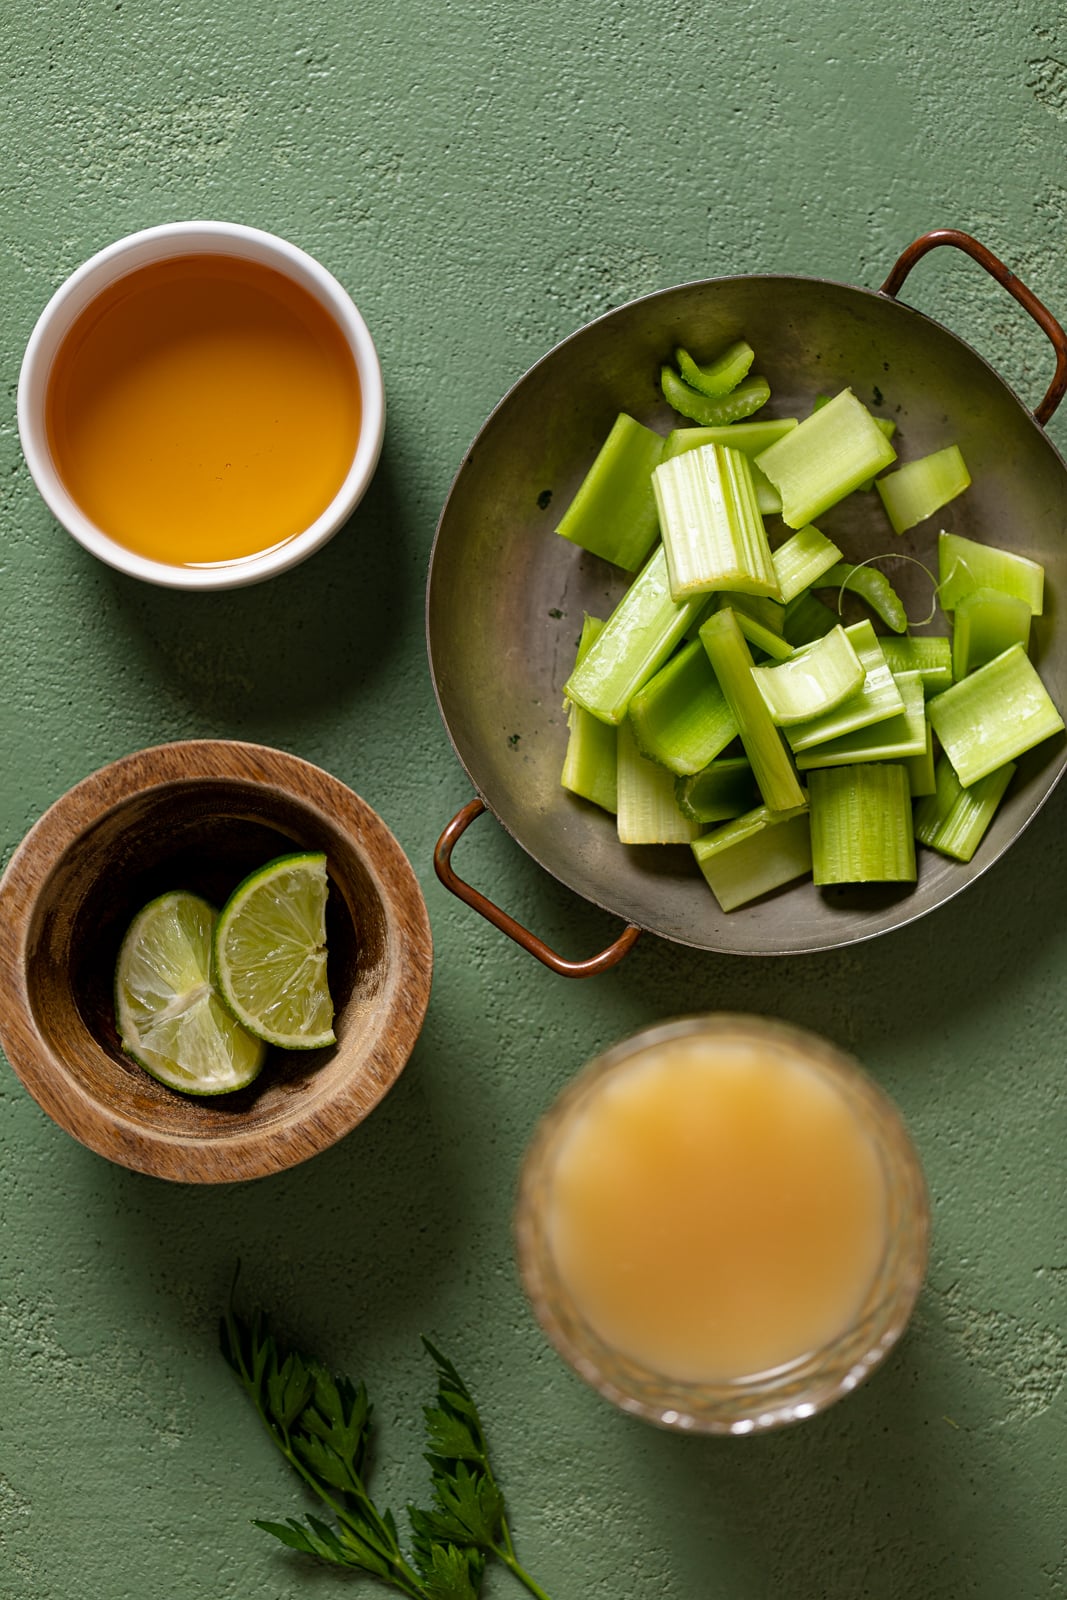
[0,741,433,1182]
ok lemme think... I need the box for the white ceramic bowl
[17,221,386,591]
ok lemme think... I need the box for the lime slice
[213,853,336,1051]
[115,891,267,1095]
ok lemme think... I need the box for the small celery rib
[926,643,1065,787]
[771,524,843,604]
[951,587,1032,679]
[692,804,812,911]
[938,531,1044,616]
[783,590,838,647]
[674,340,755,398]
[810,764,916,885]
[628,639,738,776]
[555,413,665,571]
[732,609,795,661]
[751,625,865,726]
[564,545,705,725]
[819,562,908,634]
[913,755,1016,863]
[876,444,971,535]
[795,671,927,769]
[754,388,897,528]
[699,608,805,813]
[661,367,771,427]
[905,715,937,798]
[663,419,798,462]
[652,444,779,601]
[561,616,618,812]
[675,758,759,824]
[785,620,905,753]
[879,635,953,697]
[616,721,702,845]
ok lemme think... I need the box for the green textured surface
[1,3,1065,1597]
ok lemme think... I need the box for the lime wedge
[115,891,267,1095]
[213,853,336,1051]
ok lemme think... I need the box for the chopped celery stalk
[661,367,771,427]
[783,590,838,647]
[876,444,971,535]
[663,419,798,462]
[698,608,806,813]
[555,413,665,571]
[810,764,916,885]
[938,530,1044,616]
[616,721,702,845]
[754,388,897,528]
[856,418,898,491]
[785,620,905,753]
[795,671,927,768]
[652,444,779,601]
[561,617,618,812]
[674,340,755,398]
[713,591,785,635]
[628,639,738,776]
[733,609,795,661]
[565,545,705,726]
[951,587,1032,679]
[905,715,937,798]
[818,561,908,634]
[926,643,1065,786]
[879,635,953,697]
[914,755,1016,863]
[771,524,843,604]
[692,804,812,911]
[675,758,760,824]
[751,625,865,726]
[751,461,782,515]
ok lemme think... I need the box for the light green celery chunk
[750,461,783,515]
[913,755,1016,862]
[818,562,908,633]
[661,367,771,426]
[653,444,779,602]
[692,805,812,911]
[674,340,754,398]
[810,764,916,885]
[616,721,702,845]
[880,635,953,696]
[698,608,805,813]
[663,419,798,461]
[795,671,926,768]
[555,413,665,571]
[733,609,794,661]
[784,620,905,753]
[877,444,971,535]
[926,643,1064,786]
[561,617,617,812]
[754,388,897,528]
[938,531,1044,615]
[952,587,1032,679]
[751,625,864,726]
[857,417,899,491]
[713,591,785,634]
[675,758,759,824]
[628,639,738,776]
[565,545,705,726]
[771,524,843,604]
[905,715,937,798]
[783,590,838,647]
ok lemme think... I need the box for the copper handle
[434,797,642,978]
[880,229,1067,426]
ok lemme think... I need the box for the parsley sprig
[220,1299,553,1600]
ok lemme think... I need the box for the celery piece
[772,524,843,605]
[751,625,865,726]
[856,418,899,491]
[692,804,812,911]
[616,720,702,845]
[795,671,927,769]
[565,545,705,726]
[926,643,1065,786]
[879,635,953,697]
[938,531,1044,616]
[663,419,798,461]
[652,444,779,601]
[713,591,785,636]
[628,639,738,777]
[732,609,795,661]
[783,590,838,647]
[754,389,898,528]
[698,608,806,813]
[661,367,771,427]
[876,444,971,535]
[675,757,759,824]
[818,562,908,634]
[810,764,916,885]
[785,620,905,753]
[905,714,937,798]
[675,340,755,398]
[951,587,1032,679]
[555,413,665,572]
[750,460,783,516]
[913,754,1016,863]
[561,616,618,812]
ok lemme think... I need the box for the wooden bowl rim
[0,739,433,1182]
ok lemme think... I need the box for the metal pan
[427,231,1067,971]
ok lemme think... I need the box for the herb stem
[494,1548,555,1600]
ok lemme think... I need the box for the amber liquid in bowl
[45,254,362,567]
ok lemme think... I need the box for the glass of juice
[515,1014,929,1433]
